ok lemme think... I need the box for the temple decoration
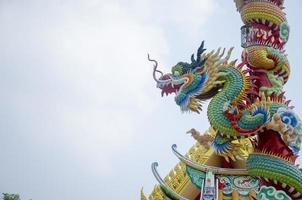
[143,0,302,199]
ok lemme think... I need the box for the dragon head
[150,42,234,113]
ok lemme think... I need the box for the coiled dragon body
[150,0,302,199]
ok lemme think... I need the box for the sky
[0,0,301,199]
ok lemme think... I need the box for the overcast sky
[0,0,301,199]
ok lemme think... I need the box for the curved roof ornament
[151,162,189,200]
[171,144,249,175]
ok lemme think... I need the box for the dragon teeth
[261,19,266,24]
[294,192,302,198]
[289,187,295,193]
[268,21,273,27]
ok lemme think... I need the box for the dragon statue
[143,0,302,199]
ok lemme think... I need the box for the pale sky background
[0,0,301,199]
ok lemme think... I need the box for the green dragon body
[207,66,267,137]
[148,0,302,199]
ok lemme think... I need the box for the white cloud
[5,1,301,200]
[0,0,217,175]
[0,0,216,198]
[42,3,171,175]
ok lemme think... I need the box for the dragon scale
[145,1,302,199]
[208,66,270,138]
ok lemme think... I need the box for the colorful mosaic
[143,0,302,199]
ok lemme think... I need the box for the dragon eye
[172,64,183,76]
[174,71,180,76]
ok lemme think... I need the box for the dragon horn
[197,41,206,62]
[191,54,196,63]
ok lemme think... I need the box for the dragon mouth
[156,74,186,97]
[160,83,183,97]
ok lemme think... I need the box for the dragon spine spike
[148,1,302,199]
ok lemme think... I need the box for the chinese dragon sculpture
[144,0,302,199]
